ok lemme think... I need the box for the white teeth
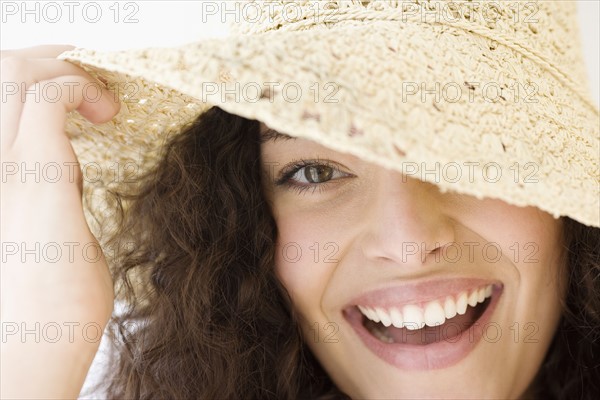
[357,306,375,322]
[402,305,425,330]
[375,307,392,327]
[467,289,479,307]
[389,307,403,328]
[424,301,446,327]
[456,291,468,315]
[366,307,379,322]
[477,287,486,303]
[357,305,367,317]
[357,284,496,330]
[443,296,457,320]
[368,307,381,323]
[485,284,493,297]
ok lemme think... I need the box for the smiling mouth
[359,284,492,345]
[343,281,503,369]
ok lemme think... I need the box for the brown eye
[303,165,334,183]
[275,159,353,194]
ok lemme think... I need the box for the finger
[1,58,120,148]
[1,58,94,142]
[14,75,120,153]
[0,44,75,60]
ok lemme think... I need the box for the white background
[1,0,599,105]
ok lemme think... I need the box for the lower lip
[343,285,503,370]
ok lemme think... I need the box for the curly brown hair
[87,106,598,399]
[532,217,600,400]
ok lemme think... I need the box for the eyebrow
[260,128,297,143]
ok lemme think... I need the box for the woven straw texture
[57,0,600,240]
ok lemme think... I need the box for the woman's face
[259,124,567,399]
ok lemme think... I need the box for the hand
[1,45,120,399]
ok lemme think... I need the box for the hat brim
[58,19,600,229]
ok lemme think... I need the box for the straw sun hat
[57,0,599,236]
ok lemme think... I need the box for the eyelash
[275,158,349,195]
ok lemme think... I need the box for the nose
[359,171,456,268]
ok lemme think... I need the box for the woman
[2,1,599,399]
[97,107,599,399]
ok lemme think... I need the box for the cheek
[492,205,565,289]
[273,213,339,321]
[460,198,564,275]
[451,197,566,323]
[511,218,566,332]
[474,200,566,342]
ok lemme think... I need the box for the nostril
[426,247,439,263]
[421,242,447,264]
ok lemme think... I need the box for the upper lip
[344,277,502,310]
